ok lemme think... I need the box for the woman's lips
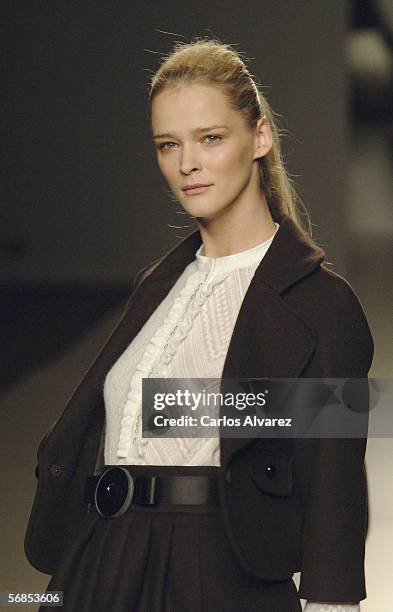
[182,185,212,195]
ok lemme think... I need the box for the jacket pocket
[246,452,293,496]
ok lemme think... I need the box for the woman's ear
[253,117,273,160]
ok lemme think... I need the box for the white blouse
[104,223,279,466]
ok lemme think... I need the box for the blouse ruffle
[116,265,230,460]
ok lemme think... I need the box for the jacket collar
[141,214,325,294]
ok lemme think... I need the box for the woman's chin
[179,201,219,220]
[177,195,226,218]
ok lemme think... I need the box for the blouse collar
[195,222,279,274]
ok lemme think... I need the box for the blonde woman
[26,38,373,612]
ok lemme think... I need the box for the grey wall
[3,1,347,284]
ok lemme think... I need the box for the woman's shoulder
[292,261,368,316]
[133,256,165,290]
[289,262,374,372]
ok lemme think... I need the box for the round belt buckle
[94,467,134,518]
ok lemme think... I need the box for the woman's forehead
[151,84,242,131]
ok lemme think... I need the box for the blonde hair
[148,36,311,235]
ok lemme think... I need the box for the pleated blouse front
[103,224,279,466]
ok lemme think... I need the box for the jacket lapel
[217,216,326,463]
[219,282,318,464]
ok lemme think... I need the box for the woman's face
[151,83,270,222]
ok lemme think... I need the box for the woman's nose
[179,146,201,175]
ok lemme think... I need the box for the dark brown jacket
[25,214,374,603]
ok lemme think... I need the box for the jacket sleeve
[296,273,374,602]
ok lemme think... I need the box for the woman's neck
[196,194,276,258]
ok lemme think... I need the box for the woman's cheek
[158,157,177,182]
[210,146,238,172]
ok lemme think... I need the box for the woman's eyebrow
[152,125,229,140]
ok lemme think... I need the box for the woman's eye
[158,142,177,150]
[204,135,221,143]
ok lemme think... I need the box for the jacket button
[225,469,232,484]
[265,463,276,479]
[50,464,62,477]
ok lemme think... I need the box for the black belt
[84,467,220,518]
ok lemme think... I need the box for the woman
[25,38,374,611]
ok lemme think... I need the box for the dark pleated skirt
[41,465,301,612]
